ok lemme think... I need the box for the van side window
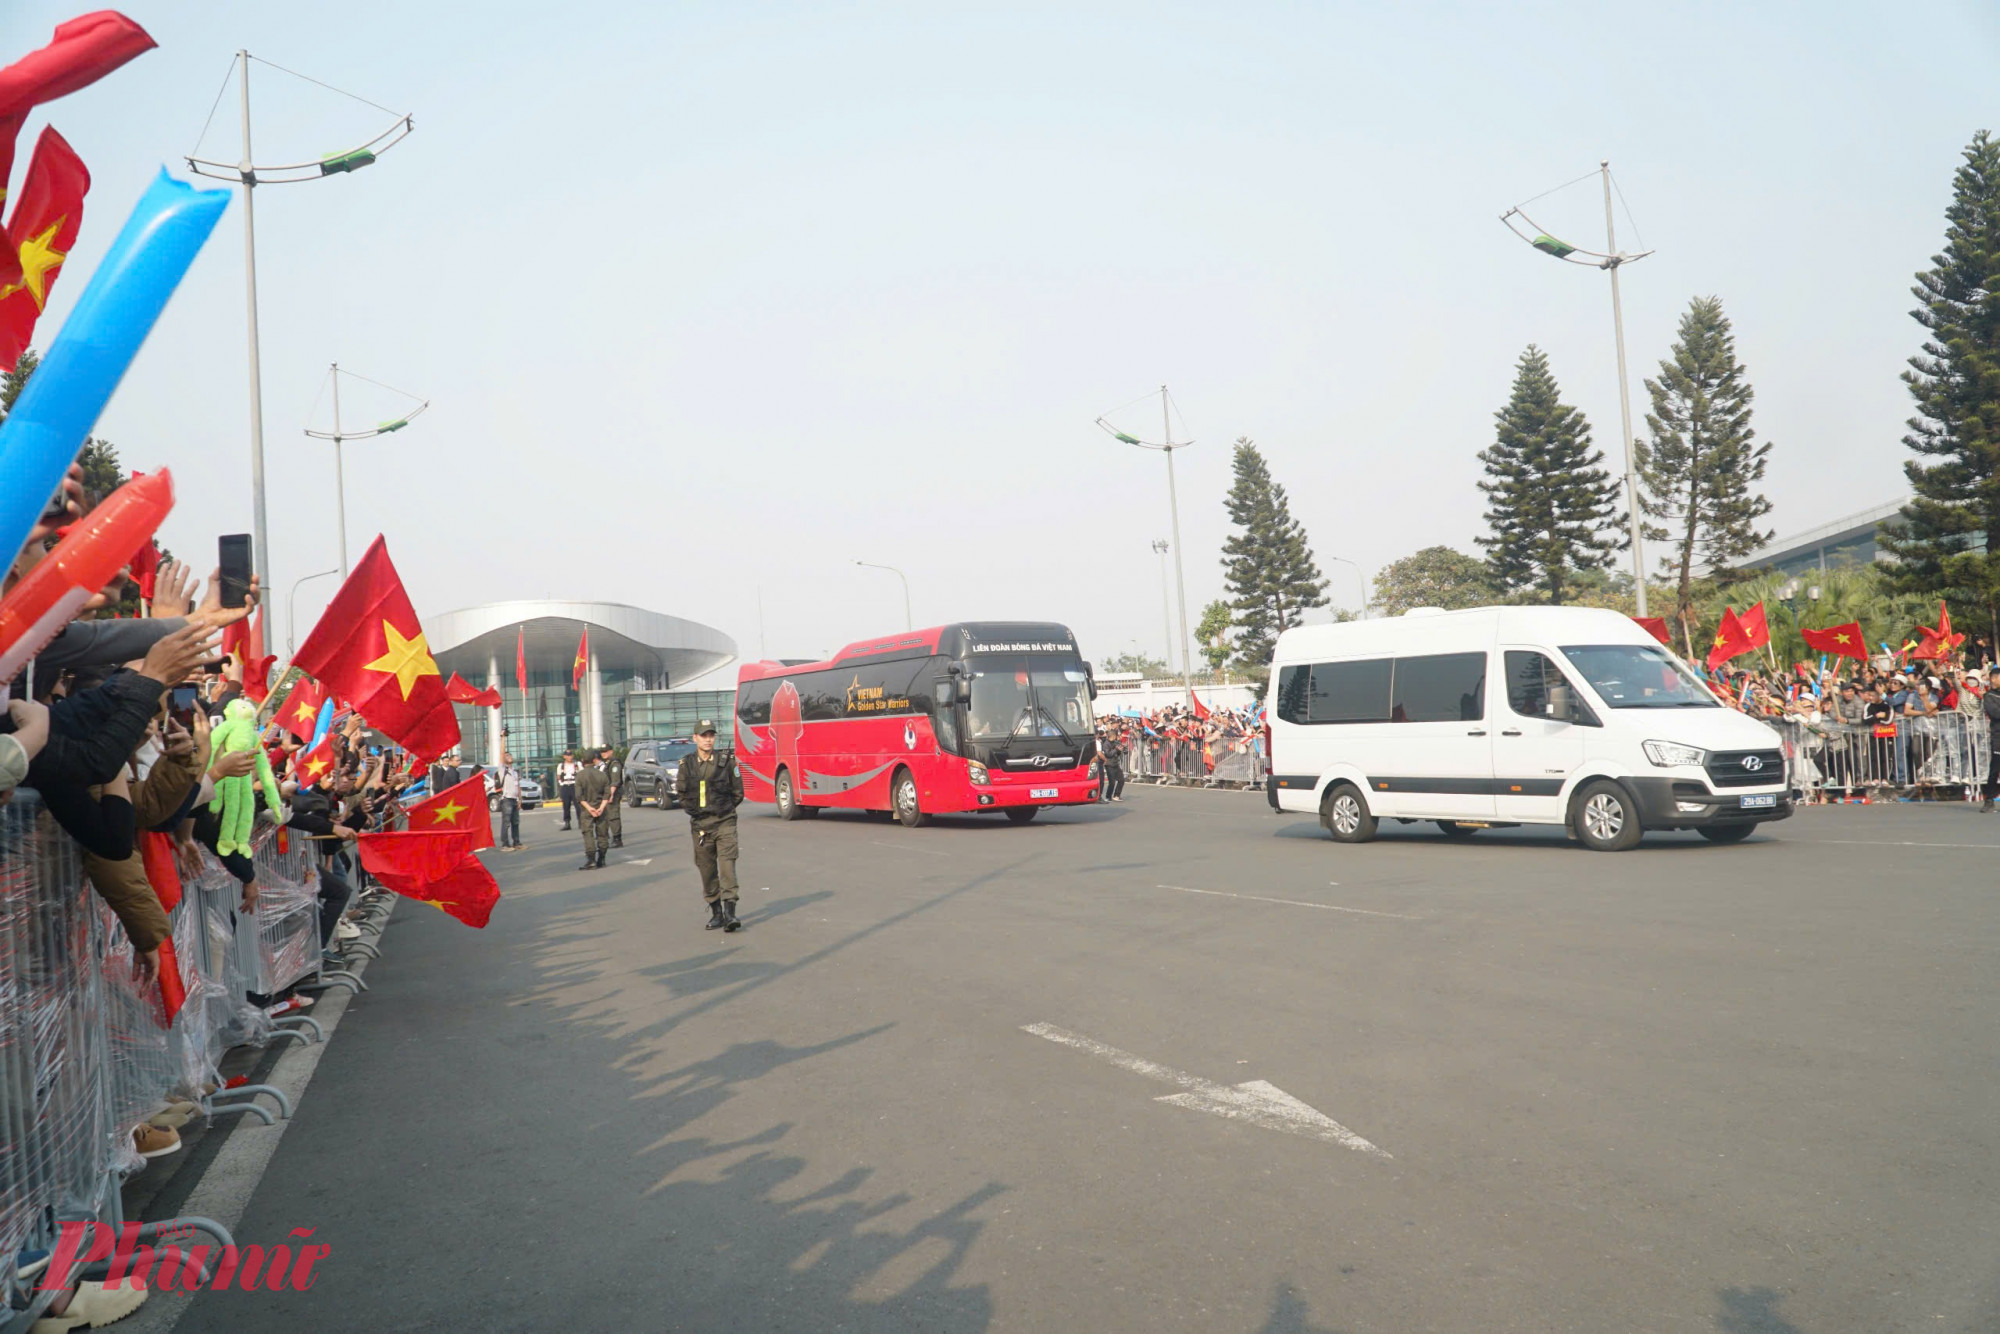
[1308,659,1391,723]
[1390,652,1486,723]
[1276,665,1310,724]
[1505,651,1598,725]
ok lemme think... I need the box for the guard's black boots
[611,836,623,848]
[706,900,727,930]
[722,899,742,932]
[595,851,608,868]
[1983,797,1994,814]
[578,858,596,871]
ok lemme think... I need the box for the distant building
[429,600,735,774]
[1734,499,1908,576]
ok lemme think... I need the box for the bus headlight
[1642,740,1706,768]
[968,762,989,785]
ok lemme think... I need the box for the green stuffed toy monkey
[208,697,285,856]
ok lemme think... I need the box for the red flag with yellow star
[356,829,499,928]
[572,629,588,690]
[444,672,502,708]
[294,734,337,789]
[1801,621,1868,662]
[1705,607,1755,672]
[293,536,461,762]
[0,125,86,367]
[406,772,493,851]
[278,677,327,741]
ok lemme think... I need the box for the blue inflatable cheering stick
[0,169,229,572]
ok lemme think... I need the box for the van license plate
[1739,793,1776,809]
[1030,787,1058,799]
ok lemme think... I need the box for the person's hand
[6,699,50,760]
[138,623,222,685]
[192,568,260,628]
[160,718,195,762]
[174,834,204,879]
[210,748,257,780]
[240,882,260,913]
[149,558,196,618]
[133,947,159,988]
[332,822,357,841]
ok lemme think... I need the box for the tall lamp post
[186,50,414,604]
[302,362,429,577]
[1099,387,1194,705]
[854,561,912,631]
[1150,539,1174,665]
[1327,555,1371,619]
[286,567,339,655]
[1500,160,1654,616]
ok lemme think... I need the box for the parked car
[624,739,698,807]
[483,766,544,811]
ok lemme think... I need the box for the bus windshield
[966,658,1094,739]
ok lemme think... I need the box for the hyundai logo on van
[1741,755,1763,772]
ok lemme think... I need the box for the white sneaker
[30,1279,148,1331]
[335,920,362,940]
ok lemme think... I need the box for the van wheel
[1697,824,1755,844]
[893,768,930,828]
[776,768,806,821]
[1436,821,1480,839]
[1322,783,1376,843]
[1572,780,1642,852]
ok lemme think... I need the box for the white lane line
[1817,839,2000,850]
[1157,883,1421,920]
[1022,1022,1390,1157]
[869,840,951,858]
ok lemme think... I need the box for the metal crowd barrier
[1117,732,1268,788]
[0,790,338,1323]
[1760,711,1990,798]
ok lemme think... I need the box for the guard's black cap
[694,719,719,735]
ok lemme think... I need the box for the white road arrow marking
[1022,1022,1390,1157]
[622,858,654,865]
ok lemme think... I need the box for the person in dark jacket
[673,720,743,931]
[1982,667,2000,812]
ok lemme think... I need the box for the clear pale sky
[7,2,1997,677]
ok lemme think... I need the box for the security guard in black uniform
[674,720,743,932]
[599,744,624,848]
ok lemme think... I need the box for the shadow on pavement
[1256,1280,1349,1333]
[1714,1286,1804,1333]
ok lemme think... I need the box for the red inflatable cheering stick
[0,467,172,681]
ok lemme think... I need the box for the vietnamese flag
[293,537,461,762]
[445,672,502,708]
[1706,607,1755,671]
[1801,621,1868,661]
[0,125,87,366]
[1190,690,1210,720]
[1912,601,1966,662]
[221,608,275,704]
[357,829,500,928]
[279,677,327,741]
[295,734,337,789]
[1631,615,1671,646]
[135,828,186,1022]
[406,772,493,851]
[572,629,588,690]
[1739,602,1771,650]
[515,626,527,692]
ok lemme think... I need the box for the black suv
[624,739,699,807]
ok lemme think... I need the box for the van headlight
[968,762,989,785]
[1643,740,1707,768]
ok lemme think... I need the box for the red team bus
[734,622,1101,826]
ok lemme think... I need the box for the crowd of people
[1091,699,1268,791]
[1,463,430,1326]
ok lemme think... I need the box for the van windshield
[1559,644,1717,709]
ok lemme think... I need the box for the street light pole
[305,363,428,579]
[1151,540,1173,665]
[855,561,911,631]
[236,51,271,602]
[287,566,340,654]
[1328,555,1370,618]
[1160,387,1194,704]
[1600,160,1649,617]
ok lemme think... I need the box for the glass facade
[624,690,737,754]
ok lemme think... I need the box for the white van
[1263,605,1793,851]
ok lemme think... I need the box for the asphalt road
[174,788,2000,1333]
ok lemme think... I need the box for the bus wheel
[1004,807,1039,824]
[776,768,806,821]
[1322,783,1377,843]
[893,769,930,828]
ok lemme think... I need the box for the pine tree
[1635,296,1774,652]
[1219,438,1329,670]
[1880,130,2000,641]
[1,348,36,416]
[1476,345,1623,605]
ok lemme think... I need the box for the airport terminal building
[428,600,737,778]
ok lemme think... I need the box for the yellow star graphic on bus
[363,622,440,700]
[430,799,467,824]
[0,217,67,309]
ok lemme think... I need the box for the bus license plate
[1739,793,1776,809]
[1030,787,1058,799]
